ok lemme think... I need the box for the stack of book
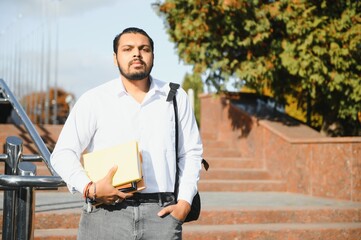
[83,140,145,193]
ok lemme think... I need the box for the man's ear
[113,53,117,66]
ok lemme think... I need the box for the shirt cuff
[177,184,197,205]
[68,174,92,195]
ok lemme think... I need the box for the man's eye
[123,48,131,52]
[142,48,151,52]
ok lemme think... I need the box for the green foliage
[156,0,361,136]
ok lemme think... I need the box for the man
[50,27,203,239]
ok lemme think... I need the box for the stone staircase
[185,138,361,240]
[0,137,358,240]
[1,190,361,240]
[1,91,361,239]
[199,138,287,193]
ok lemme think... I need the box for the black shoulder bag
[167,82,209,222]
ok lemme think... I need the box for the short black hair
[113,27,154,54]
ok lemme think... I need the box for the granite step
[200,168,271,180]
[198,179,287,192]
[203,148,243,158]
[35,229,77,240]
[31,202,361,229]
[202,140,234,149]
[200,132,217,141]
[182,222,361,240]
[33,223,361,240]
[2,192,361,240]
[202,157,264,169]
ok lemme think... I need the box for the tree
[155,0,361,136]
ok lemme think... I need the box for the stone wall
[200,94,361,202]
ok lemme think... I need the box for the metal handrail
[0,78,62,178]
[0,175,65,188]
[0,79,65,187]
[0,79,67,240]
[0,153,64,189]
[0,153,46,162]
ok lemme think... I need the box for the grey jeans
[77,198,183,240]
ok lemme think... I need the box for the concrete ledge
[259,120,361,144]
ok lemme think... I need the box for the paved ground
[199,192,361,208]
[1,191,361,213]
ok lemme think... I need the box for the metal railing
[0,78,65,240]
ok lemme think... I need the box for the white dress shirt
[50,77,203,204]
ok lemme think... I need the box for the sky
[0,0,193,100]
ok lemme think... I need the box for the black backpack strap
[167,82,181,166]
[167,82,180,199]
[166,82,180,102]
[167,83,208,222]
[166,82,209,174]
[167,82,180,166]
[168,82,180,158]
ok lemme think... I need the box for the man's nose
[133,49,141,58]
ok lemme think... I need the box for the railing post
[2,136,23,240]
[16,162,37,240]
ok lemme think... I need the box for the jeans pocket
[169,213,184,225]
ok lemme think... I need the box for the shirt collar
[114,77,127,97]
[115,76,168,98]
[148,76,167,97]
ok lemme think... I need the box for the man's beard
[117,60,153,81]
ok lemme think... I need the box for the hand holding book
[86,165,134,205]
[83,141,146,205]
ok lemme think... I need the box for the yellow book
[83,141,143,188]
[117,178,146,193]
